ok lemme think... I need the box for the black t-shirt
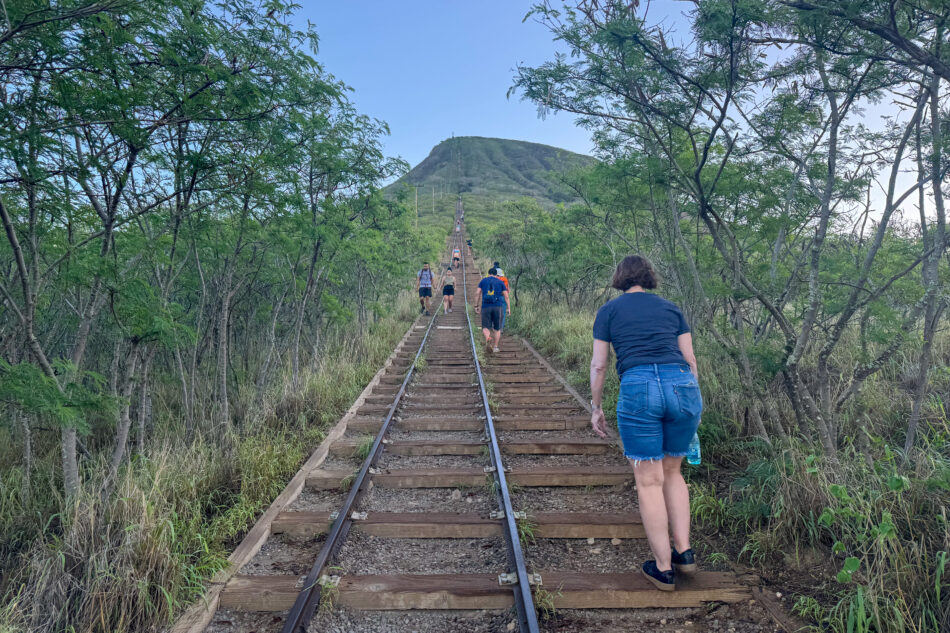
[593,292,690,375]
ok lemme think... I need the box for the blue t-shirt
[593,292,690,375]
[478,276,507,306]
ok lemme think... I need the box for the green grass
[354,436,375,460]
[517,515,538,546]
[534,584,563,621]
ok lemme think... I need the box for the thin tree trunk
[216,278,234,437]
[904,70,948,459]
[100,344,140,500]
[137,346,156,455]
[175,344,194,439]
[19,412,31,500]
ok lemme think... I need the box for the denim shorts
[616,363,702,462]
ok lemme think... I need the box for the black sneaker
[425,310,431,316]
[672,548,697,575]
[641,560,675,591]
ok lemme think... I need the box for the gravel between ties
[308,608,515,633]
[337,532,508,574]
[512,484,638,514]
[356,485,496,514]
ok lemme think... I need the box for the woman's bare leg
[662,456,691,553]
[631,459,672,570]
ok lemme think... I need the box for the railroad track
[188,216,751,633]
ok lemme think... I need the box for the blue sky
[295,1,600,169]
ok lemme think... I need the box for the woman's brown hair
[611,255,658,291]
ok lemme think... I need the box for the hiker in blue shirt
[416,262,435,316]
[474,267,510,353]
[589,255,702,592]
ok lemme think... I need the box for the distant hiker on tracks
[440,267,456,314]
[452,247,461,269]
[474,267,510,353]
[589,254,701,592]
[417,262,434,316]
[492,261,510,329]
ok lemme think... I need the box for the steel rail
[460,220,541,633]
[281,262,444,633]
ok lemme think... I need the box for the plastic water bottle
[686,433,701,465]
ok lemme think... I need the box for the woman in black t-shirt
[590,255,702,591]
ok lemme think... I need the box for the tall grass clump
[505,294,950,633]
[0,296,416,633]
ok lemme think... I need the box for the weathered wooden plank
[494,416,588,430]
[357,512,500,538]
[306,468,356,490]
[507,466,631,487]
[410,383,477,391]
[492,406,586,418]
[493,385,565,395]
[500,438,612,455]
[494,403,582,412]
[350,416,587,432]
[382,375,471,385]
[337,574,514,610]
[540,571,751,608]
[487,375,553,383]
[219,575,301,611]
[304,466,633,489]
[496,394,573,404]
[271,511,502,538]
[271,511,333,537]
[220,571,752,611]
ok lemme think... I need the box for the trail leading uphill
[172,215,789,633]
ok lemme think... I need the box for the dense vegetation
[0,2,442,631]
[386,136,596,219]
[467,2,950,631]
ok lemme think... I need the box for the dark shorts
[419,287,432,297]
[616,364,702,462]
[481,305,504,330]
[443,285,454,296]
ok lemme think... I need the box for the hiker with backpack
[416,262,435,316]
[474,267,510,353]
[492,261,510,329]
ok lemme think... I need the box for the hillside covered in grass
[385,136,595,221]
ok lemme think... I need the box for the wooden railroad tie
[271,510,646,539]
[219,571,750,612]
[305,466,632,489]
[330,437,612,457]
[346,416,589,433]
